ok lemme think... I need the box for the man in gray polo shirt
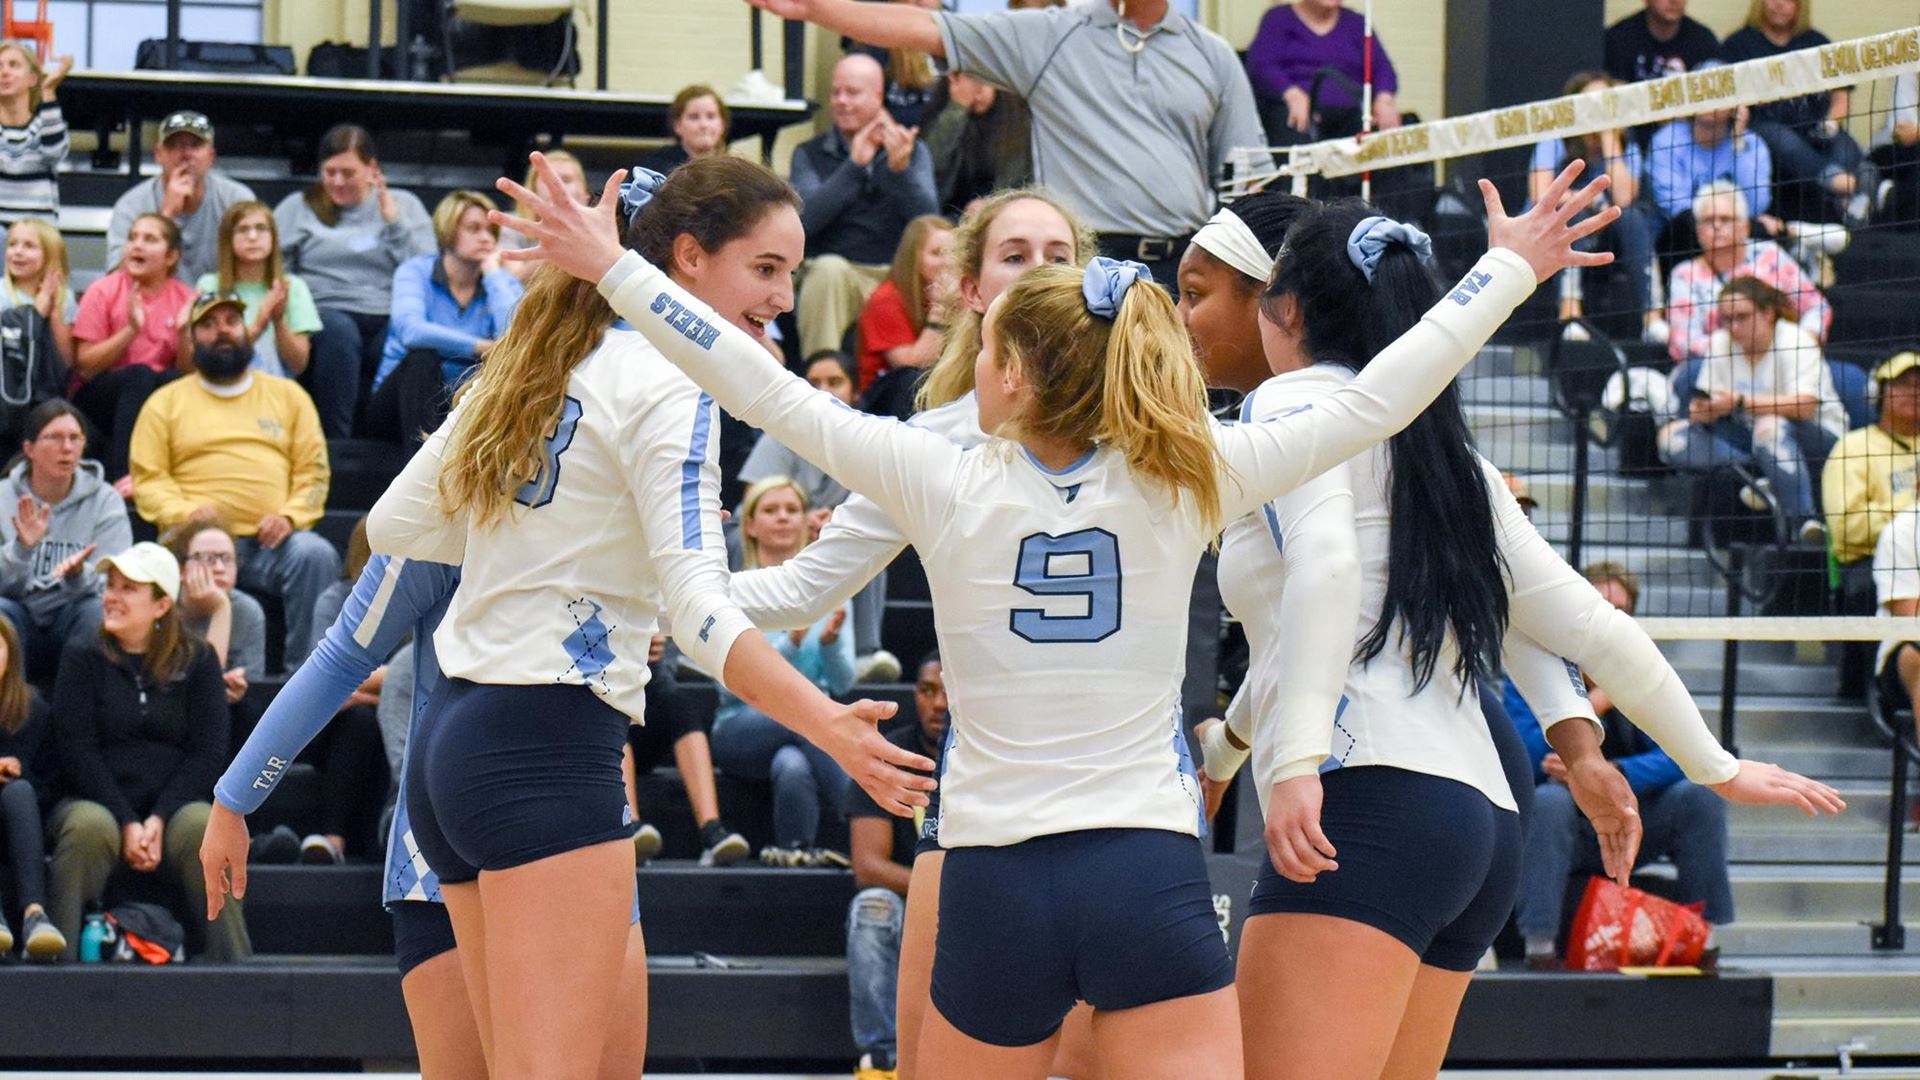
[106,111,257,283]
[752,0,1270,283]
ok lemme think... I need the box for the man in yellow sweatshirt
[1822,353,1920,568]
[130,292,340,667]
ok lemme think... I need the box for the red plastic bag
[1564,875,1710,971]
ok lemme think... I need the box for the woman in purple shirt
[1246,0,1400,143]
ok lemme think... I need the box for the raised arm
[1482,457,1843,814]
[746,0,944,58]
[599,250,962,540]
[1217,165,1619,521]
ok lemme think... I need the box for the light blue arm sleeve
[818,609,857,696]
[212,555,459,813]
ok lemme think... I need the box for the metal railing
[1866,677,1916,950]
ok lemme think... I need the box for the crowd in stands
[0,15,1911,1080]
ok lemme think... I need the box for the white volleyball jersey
[1219,365,1518,814]
[367,329,752,722]
[602,246,1539,846]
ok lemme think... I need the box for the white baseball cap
[95,542,182,600]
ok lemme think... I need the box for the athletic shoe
[760,845,809,867]
[250,825,300,864]
[807,847,853,869]
[632,823,664,865]
[853,1051,898,1080]
[1643,317,1671,346]
[1798,517,1828,547]
[299,834,344,865]
[21,910,64,962]
[854,649,902,684]
[698,821,749,867]
[0,913,13,956]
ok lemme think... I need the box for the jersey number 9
[1010,529,1122,644]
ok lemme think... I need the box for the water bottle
[79,911,107,963]
[408,34,435,83]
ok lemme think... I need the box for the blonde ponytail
[994,265,1226,532]
[437,265,615,528]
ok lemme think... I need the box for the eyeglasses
[33,431,83,446]
[186,552,236,567]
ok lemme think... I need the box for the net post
[1873,740,1909,951]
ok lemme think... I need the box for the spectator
[843,649,945,1079]
[1530,71,1661,338]
[1509,562,1732,967]
[1721,0,1869,225]
[367,190,524,444]
[71,212,196,481]
[638,85,730,175]
[1870,71,1918,228]
[0,46,69,225]
[0,401,131,682]
[276,125,435,434]
[502,149,592,283]
[712,477,855,868]
[1647,82,1776,233]
[197,202,326,396]
[129,292,339,668]
[1245,0,1402,145]
[2,218,75,368]
[791,53,939,357]
[107,112,256,284]
[0,616,60,959]
[1823,351,1920,568]
[622,634,751,867]
[1667,180,1830,363]
[45,542,249,960]
[855,213,950,390]
[171,519,266,694]
[769,0,1269,289]
[1660,275,1843,542]
[1605,0,1720,85]
[923,71,1033,217]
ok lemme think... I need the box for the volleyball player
[201,556,648,1079]
[364,158,935,1079]
[1194,199,1846,1080]
[504,152,1615,1077]
[724,187,1105,1080]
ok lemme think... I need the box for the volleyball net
[1229,28,1920,644]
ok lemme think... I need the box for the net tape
[1226,25,1920,191]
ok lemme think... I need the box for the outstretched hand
[819,697,937,818]
[1562,755,1642,886]
[1482,160,1620,284]
[746,0,815,19]
[491,153,628,286]
[200,802,251,920]
[1710,760,1847,816]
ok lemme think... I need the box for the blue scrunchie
[617,167,669,227]
[1346,215,1434,283]
[1082,256,1154,320]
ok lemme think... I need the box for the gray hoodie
[0,459,134,621]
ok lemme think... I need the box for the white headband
[1190,207,1273,284]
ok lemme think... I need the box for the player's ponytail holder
[1346,215,1434,284]
[617,167,669,229]
[1082,256,1153,320]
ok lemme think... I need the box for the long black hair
[1224,189,1314,276]
[1264,198,1508,692]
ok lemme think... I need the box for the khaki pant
[48,799,252,962]
[797,255,888,359]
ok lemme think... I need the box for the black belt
[1098,233,1190,263]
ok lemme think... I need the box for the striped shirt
[0,101,67,224]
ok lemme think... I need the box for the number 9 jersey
[367,329,754,724]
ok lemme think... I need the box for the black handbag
[0,304,66,449]
[134,39,296,77]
